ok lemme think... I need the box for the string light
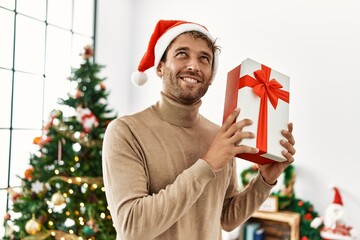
[79,217,84,225]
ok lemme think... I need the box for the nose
[186,58,200,71]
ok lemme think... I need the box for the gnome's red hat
[131,19,219,86]
[332,186,343,206]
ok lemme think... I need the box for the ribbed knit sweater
[102,92,273,240]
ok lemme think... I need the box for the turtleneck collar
[153,92,202,127]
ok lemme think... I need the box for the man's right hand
[202,108,259,172]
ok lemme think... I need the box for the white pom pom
[310,217,322,229]
[350,228,357,238]
[131,71,148,86]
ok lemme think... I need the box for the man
[102,19,295,240]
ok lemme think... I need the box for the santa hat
[131,19,218,86]
[332,186,343,206]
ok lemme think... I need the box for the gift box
[223,58,290,165]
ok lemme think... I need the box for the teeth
[183,77,197,83]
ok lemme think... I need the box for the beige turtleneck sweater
[102,93,273,240]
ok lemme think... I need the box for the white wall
[97,0,360,234]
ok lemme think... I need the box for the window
[0,0,97,236]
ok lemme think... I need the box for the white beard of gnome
[323,203,345,229]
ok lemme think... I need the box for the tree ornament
[33,135,52,147]
[51,192,65,206]
[25,216,42,235]
[4,212,11,220]
[24,167,34,180]
[37,213,48,224]
[82,225,95,236]
[82,44,94,60]
[7,187,22,202]
[75,106,99,133]
[87,192,98,203]
[31,180,46,194]
[75,90,83,98]
[82,219,99,236]
[304,213,313,221]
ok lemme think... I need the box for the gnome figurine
[311,187,357,239]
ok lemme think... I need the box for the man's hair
[160,31,221,68]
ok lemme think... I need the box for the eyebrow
[174,46,213,59]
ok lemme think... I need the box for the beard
[161,65,210,105]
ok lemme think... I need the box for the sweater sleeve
[220,160,273,231]
[102,119,215,239]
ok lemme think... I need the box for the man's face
[157,33,214,105]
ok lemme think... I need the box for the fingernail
[282,150,288,155]
[280,139,286,144]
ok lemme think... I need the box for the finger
[288,122,293,133]
[222,108,240,132]
[235,145,259,155]
[225,118,253,138]
[280,139,296,155]
[230,131,255,145]
[281,149,295,164]
[281,129,295,146]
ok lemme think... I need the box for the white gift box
[223,58,290,164]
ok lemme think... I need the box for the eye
[200,55,211,64]
[176,51,188,58]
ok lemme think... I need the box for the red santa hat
[131,19,219,86]
[332,186,343,206]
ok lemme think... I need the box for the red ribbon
[238,65,289,152]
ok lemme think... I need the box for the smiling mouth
[181,77,200,84]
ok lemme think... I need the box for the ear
[156,63,163,77]
[209,76,214,85]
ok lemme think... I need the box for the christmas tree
[3,45,117,239]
